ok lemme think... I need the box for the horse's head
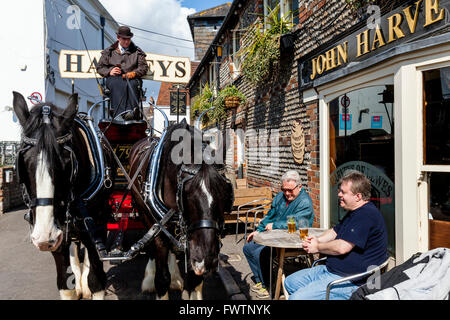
[165,120,234,275]
[181,164,233,275]
[13,92,78,252]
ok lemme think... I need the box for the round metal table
[253,228,326,299]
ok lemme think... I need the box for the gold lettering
[403,0,423,33]
[336,42,348,66]
[424,0,445,27]
[325,48,336,71]
[372,27,386,51]
[357,30,370,57]
[387,13,406,43]
[310,57,317,80]
[317,55,326,75]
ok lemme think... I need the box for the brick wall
[0,166,23,214]
[194,0,371,226]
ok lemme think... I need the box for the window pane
[429,172,450,222]
[423,67,450,165]
[329,86,395,255]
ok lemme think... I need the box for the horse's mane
[161,121,233,212]
[23,103,70,178]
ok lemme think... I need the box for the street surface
[0,207,228,300]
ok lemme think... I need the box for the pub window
[422,67,450,250]
[265,1,299,27]
[329,85,395,255]
[423,67,450,165]
[231,31,241,78]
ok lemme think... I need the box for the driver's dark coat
[97,41,149,78]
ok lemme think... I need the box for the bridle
[17,106,78,245]
[176,163,222,236]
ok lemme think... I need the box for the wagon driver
[97,26,149,120]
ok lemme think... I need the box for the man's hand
[265,223,273,231]
[302,236,319,254]
[247,231,259,242]
[123,71,136,79]
[110,67,121,76]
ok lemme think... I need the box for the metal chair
[234,198,271,243]
[312,256,391,300]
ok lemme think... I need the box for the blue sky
[181,0,231,11]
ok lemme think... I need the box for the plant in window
[239,5,294,85]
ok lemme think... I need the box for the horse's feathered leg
[82,234,107,300]
[52,246,81,300]
[183,270,204,300]
[154,236,171,299]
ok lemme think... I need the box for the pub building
[188,0,450,266]
[298,0,450,263]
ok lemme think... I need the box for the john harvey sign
[298,0,450,87]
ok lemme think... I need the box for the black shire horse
[128,120,234,299]
[13,92,114,299]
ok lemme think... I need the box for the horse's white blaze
[31,152,62,249]
[169,252,183,291]
[193,260,205,275]
[141,258,156,293]
[189,282,203,300]
[69,243,82,297]
[200,179,213,207]
[80,247,92,299]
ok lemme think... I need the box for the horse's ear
[12,91,30,128]
[180,118,188,126]
[61,93,78,129]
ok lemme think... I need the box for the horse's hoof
[156,292,169,300]
[92,290,105,300]
[141,259,156,293]
[60,289,81,300]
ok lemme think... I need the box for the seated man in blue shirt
[284,170,388,300]
[243,170,314,299]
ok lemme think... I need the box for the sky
[98,0,231,101]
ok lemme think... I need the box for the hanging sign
[59,50,191,83]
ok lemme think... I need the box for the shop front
[298,0,450,263]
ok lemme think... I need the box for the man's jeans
[285,265,359,300]
[243,241,271,287]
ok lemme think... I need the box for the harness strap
[187,220,220,234]
[30,198,54,207]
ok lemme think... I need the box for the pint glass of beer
[298,218,309,240]
[287,216,296,233]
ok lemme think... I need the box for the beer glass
[298,218,309,240]
[287,216,296,233]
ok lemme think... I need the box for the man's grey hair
[281,170,301,185]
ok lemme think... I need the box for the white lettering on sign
[59,50,191,83]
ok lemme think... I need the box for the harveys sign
[299,0,450,86]
[59,50,191,83]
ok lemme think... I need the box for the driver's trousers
[106,76,140,116]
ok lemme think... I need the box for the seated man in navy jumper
[243,170,314,299]
[284,170,388,300]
